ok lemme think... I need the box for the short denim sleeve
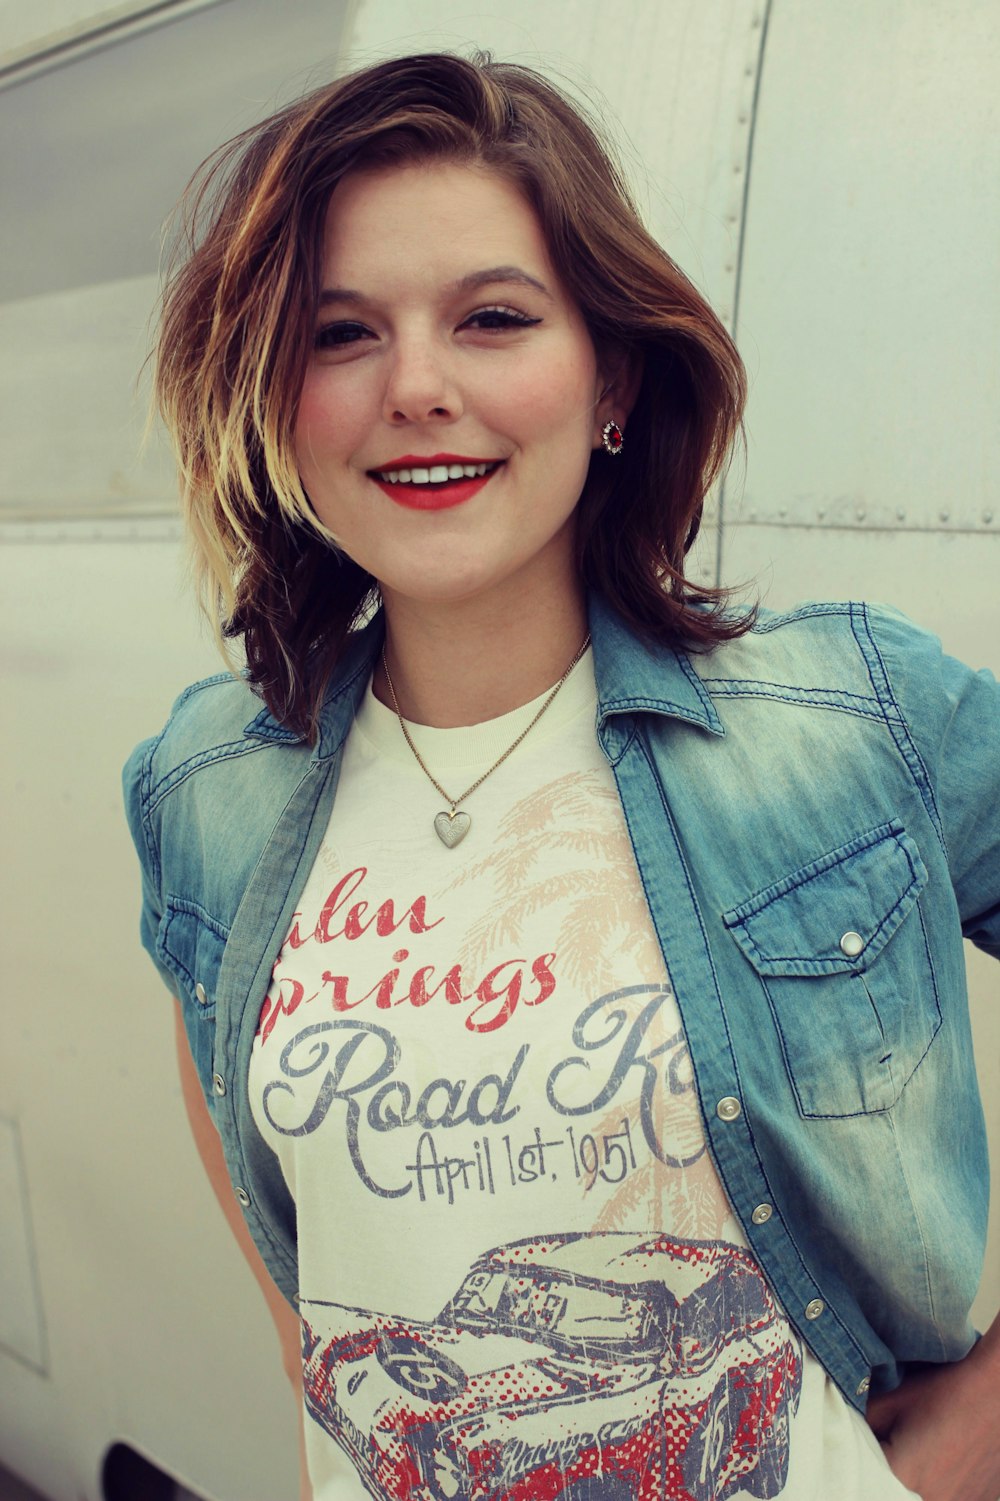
[867,605,1000,960]
[122,735,179,997]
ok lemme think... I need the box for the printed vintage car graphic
[301,1231,803,1501]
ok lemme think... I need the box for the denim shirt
[123,594,999,1412]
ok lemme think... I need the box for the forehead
[319,160,556,283]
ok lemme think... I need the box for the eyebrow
[317,265,554,306]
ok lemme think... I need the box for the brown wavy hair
[155,51,751,742]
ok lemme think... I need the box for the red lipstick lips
[368,454,503,511]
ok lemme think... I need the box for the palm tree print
[444,770,736,1241]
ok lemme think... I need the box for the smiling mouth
[367,459,505,511]
[370,460,502,485]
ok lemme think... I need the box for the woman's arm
[174,1001,310,1501]
[867,1314,1000,1501]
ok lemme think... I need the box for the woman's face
[293,160,610,618]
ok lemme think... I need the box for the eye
[312,320,373,351]
[461,305,543,333]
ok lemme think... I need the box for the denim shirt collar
[241,593,724,759]
[587,592,725,737]
[239,612,383,761]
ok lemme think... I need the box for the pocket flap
[723,822,928,977]
[156,896,230,1013]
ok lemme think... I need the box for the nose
[382,333,462,426]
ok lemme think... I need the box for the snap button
[839,931,864,958]
[856,1375,871,1396]
[804,1298,825,1320]
[234,1186,251,1208]
[194,981,209,1006]
[716,1097,742,1121]
[212,1073,226,1096]
[751,1203,773,1225]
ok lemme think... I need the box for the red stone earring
[601,420,624,456]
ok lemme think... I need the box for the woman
[124,52,999,1501]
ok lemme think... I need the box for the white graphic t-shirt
[249,655,914,1501]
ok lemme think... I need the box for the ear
[592,347,644,448]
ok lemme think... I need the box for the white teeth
[374,461,499,484]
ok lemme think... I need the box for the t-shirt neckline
[353,648,597,773]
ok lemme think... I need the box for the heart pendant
[434,810,471,848]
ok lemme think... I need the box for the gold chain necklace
[381,634,592,848]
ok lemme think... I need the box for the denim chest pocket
[723,821,940,1118]
[156,896,230,1100]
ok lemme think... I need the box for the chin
[376,551,514,605]
[387,575,505,608]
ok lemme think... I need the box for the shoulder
[691,602,999,809]
[122,670,304,825]
[692,599,956,703]
[590,591,965,731]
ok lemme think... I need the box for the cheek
[518,346,598,445]
[294,373,370,477]
[292,379,328,481]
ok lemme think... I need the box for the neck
[375,581,589,729]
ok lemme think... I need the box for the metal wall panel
[2,538,296,1501]
[726,0,1000,542]
[0,0,352,522]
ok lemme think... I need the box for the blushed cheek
[294,384,356,488]
[292,381,325,483]
[296,374,376,483]
[532,347,598,431]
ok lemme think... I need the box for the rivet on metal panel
[984,512,994,524]
[733,163,742,174]
[738,113,749,125]
[725,262,735,273]
[817,508,826,521]
[745,63,755,77]
[939,509,950,522]
[896,509,907,522]
[778,507,787,518]
[855,508,866,522]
